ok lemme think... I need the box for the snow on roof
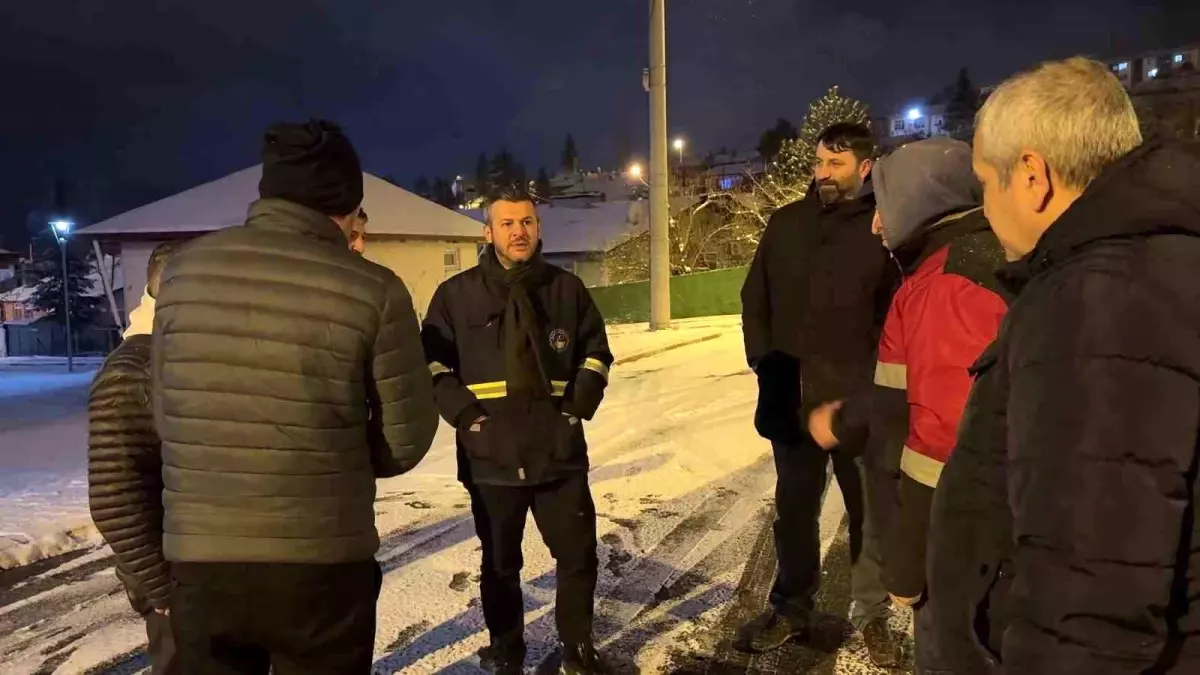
[79,166,483,240]
[0,285,35,303]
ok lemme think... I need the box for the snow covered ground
[0,318,913,674]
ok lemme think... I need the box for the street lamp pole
[50,220,73,372]
[648,0,671,330]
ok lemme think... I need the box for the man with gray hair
[927,56,1200,673]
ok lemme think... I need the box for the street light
[907,108,922,121]
[628,163,644,179]
[673,137,685,164]
[49,220,73,372]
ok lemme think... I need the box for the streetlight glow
[628,163,643,179]
[907,108,922,121]
[51,220,72,235]
[673,138,685,151]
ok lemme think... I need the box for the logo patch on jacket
[549,328,570,352]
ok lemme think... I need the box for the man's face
[972,154,1027,261]
[871,210,887,248]
[814,141,870,205]
[348,210,367,255]
[485,199,540,266]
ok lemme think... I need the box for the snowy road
[0,319,913,674]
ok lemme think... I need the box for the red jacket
[880,233,1008,489]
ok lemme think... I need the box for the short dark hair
[817,122,876,163]
[147,241,184,298]
[483,185,537,225]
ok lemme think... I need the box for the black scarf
[485,246,552,399]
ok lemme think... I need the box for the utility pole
[648,0,671,330]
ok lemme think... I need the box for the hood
[873,137,982,250]
[1001,141,1200,292]
[123,286,155,338]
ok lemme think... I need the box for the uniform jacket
[88,330,171,611]
[741,182,898,444]
[152,198,439,565]
[421,246,613,486]
[929,140,1200,674]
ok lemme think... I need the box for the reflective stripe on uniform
[900,446,944,488]
[874,361,907,390]
[429,361,452,377]
[466,380,569,400]
[582,357,610,381]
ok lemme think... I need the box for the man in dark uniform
[738,123,902,666]
[421,186,614,675]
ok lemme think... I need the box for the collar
[245,198,348,246]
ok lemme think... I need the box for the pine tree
[561,134,579,174]
[756,118,799,162]
[30,236,103,334]
[432,177,456,207]
[474,153,490,198]
[413,175,432,198]
[944,68,981,141]
[534,167,553,202]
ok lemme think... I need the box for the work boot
[734,609,810,654]
[861,616,903,668]
[478,642,526,675]
[560,640,613,675]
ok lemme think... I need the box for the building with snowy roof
[78,166,486,323]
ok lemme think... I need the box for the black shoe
[479,644,525,674]
[734,610,809,654]
[861,616,903,668]
[560,640,612,675]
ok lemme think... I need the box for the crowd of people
[83,54,1199,675]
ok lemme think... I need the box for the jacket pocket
[969,557,1012,665]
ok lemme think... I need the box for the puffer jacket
[929,140,1200,674]
[88,332,171,611]
[152,198,439,564]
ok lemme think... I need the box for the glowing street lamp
[48,219,74,372]
[673,137,685,164]
[628,163,644,179]
[907,108,922,121]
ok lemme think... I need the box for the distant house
[0,285,42,324]
[78,166,486,323]
[0,249,19,285]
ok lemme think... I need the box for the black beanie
[259,119,364,216]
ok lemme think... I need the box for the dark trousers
[468,472,599,656]
[170,561,382,675]
[119,569,178,675]
[769,437,891,628]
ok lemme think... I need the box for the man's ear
[1020,151,1055,214]
[859,158,874,180]
[483,224,494,244]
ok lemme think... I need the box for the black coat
[421,247,613,486]
[152,198,439,564]
[88,334,171,611]
[928,141,1200,674]
[741,183,897,444]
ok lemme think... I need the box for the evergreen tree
[756,118,799,162]
[489,148,526,192]
[944,68,981,141]
[561,134,579,174]
[534,167,553,202]
[474,153,490,198]
[30,236,103,334]
[432,177,456,207]
[413,175,432,198]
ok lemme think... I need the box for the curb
[614,332,723,365]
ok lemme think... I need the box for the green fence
[590,266,749,324]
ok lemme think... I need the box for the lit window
[719,176,736,191]
[893,119,905,132]
[1149,68,1159,79]
[1175,54,1184,64]
[1118,62,1129,72]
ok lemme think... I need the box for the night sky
[1,0,1194,248]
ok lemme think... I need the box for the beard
[817,175,863,205]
